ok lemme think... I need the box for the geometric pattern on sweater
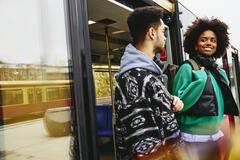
[114,68,179,160]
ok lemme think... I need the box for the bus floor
[98,137,114,160]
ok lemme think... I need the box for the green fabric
[172,63,228,135]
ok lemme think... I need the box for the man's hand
[172,96,184,112]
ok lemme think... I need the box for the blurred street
[0,119,70,160]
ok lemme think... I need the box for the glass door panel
[0,0,72,159]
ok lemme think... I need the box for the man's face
[154,20,166,53]
[195,30,217,56]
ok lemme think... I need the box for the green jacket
[172,63,229,135]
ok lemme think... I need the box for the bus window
[46,87,70,101]
[27,88,43,104]
[1,89,23,105]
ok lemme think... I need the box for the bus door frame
[231,48,240,120]
[65,0,99,159]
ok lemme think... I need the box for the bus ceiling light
[112,47,124,52]
[112,30,126,35]
[152,0,174,12]
[88,20,96,25]
[107,0,133,12]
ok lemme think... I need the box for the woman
[172,18,239,160]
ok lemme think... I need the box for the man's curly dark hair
[183,18,229,58]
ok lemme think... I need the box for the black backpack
[163,59,200,93]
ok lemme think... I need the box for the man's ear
[147,27,156,40]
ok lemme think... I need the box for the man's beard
[154,36,165,53]
[154,43,165,54]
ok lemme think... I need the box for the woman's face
[195,30,217,56]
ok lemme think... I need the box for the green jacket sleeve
[220,69,230,85]
[172,63,208,112]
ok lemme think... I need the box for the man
[114,6,184,160]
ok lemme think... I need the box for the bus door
[0,0,75,158]
[230,46,240,126]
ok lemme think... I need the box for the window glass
[0,0,72,159]
[1,90,23,105]
[46,87,70,101]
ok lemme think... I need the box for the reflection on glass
[46,87,71,101]
[0,0,72,159]
[1,90,23,105]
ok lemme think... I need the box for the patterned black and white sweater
[114,44,180,160]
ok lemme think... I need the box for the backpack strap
[184,59,200,71]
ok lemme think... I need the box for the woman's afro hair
[183,18,229,58]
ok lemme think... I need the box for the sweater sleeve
[172,63,208,112]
